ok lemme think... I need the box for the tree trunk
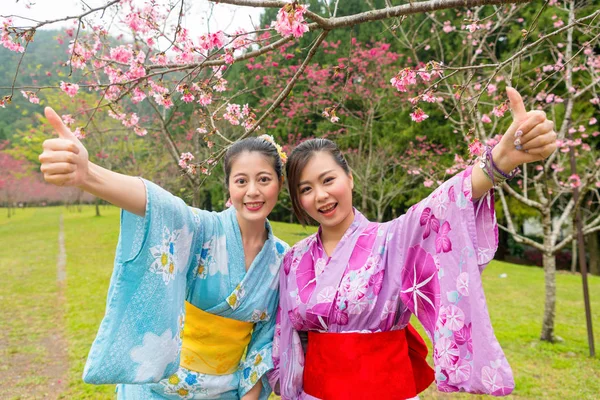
[95,197,101,217]
[571,238,577,273]
[588,232,600,276]
[193,186,200,208]
[541,211,557,342]
[77,190,83,212]
[541,249,557,342]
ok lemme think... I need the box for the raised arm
[471,87,557,199]
[39,107,146,216]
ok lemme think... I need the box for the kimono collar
[315,207,369,250]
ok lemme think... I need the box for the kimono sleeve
[238,316,276,399]
[392,167,514,395]
[267,252,305,400]
[82,178,212,385]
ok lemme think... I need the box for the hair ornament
[258,134,288,164]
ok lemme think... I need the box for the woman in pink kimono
[268,88,558,400]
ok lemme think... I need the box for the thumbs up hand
[39,107,89,187]
[492,87,557,173]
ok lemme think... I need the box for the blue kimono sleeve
[83,178,212,384]
[239,316,277,399]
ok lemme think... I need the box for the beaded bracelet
[478,145,519,185]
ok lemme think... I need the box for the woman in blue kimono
[39,107,289,399]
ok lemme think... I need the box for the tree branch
[500,181,544,210]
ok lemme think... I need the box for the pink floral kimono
[269,167,514,399]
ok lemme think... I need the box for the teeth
[320,203,336,212]
[246,202,263,208]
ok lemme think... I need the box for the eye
[300,186,311,194]
[259,176,272,183]
[236,178,246,185]
[324,176,335,184]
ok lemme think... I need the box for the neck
[320,209,355,246]
[236,213,268,244]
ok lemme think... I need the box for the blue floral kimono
[82,179,288,399]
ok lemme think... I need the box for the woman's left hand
[492,87,558,173]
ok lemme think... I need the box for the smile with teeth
[318,203,337,213]
[245,202,264,210]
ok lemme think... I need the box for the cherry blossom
[274,3,309,38]
[410,108,429,123]
[60,81,79,97]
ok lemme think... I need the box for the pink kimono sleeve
[394,167,514,395]
[268,251,305,399]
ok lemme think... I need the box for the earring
[225,198,232,208]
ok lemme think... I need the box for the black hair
[223,137,284,186]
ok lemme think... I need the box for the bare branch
[214,0,533,30]
[497,223,545,251]
[2,0,121,30]
[500,181,544,210]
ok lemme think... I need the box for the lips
[318,202,337,215]
[244,202,265,211]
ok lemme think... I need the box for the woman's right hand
[39,107,89,187]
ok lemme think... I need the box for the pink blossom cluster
[273,3,309,38]
[176,84,195,103]
[390,68,417,92]
[68,38,101,69]
[60,81,80,97]
[198,31,226,52]
[109,110,140,127]
[231,29,252,52]
[468,139,484,156]
[223,103,251,126]
[1,19,25,53]
[123,1,162,35]
[322,107,339,123]
[442,21,455,33]
[465,23,480,33]
[21,91,40,104]
[224,49,235,65]
[99,50,146,94]
[134,126,147,136]
[179,152,195,170]
[131,87,147,104]
[110,45,134,64]
[551,15,564,28]
[62,114,75,127]
[148,80,172,108]
[535,91,564,104]
[491,103,509,118]
[73,127,86,139]
[410,108,429,123]
[568,174,581,188]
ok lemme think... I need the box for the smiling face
[297,151,354,230]
[228,151,281,224]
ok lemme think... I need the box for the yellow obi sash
[181,301,253,375]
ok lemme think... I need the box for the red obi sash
[303,324,434,400]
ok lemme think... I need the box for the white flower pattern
[130,329,179,382]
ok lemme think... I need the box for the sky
[1,0,265,36]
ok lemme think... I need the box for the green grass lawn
[1,206,599,399]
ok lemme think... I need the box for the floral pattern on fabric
[82,179,289,400]
[269,168,513,399]
[158,368,208,399]
[239,346,274,397]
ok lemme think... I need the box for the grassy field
[1,206,599,399]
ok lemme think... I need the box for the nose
[315,185,329,203]
[246,180,260,197]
